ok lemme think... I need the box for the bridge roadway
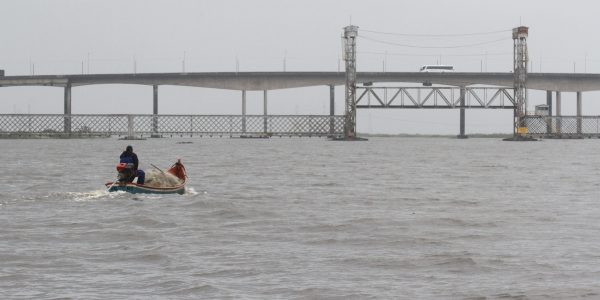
[2,72,600,92]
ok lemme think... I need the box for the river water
[1,137,599,299]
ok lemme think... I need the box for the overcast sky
[1,0,598,134]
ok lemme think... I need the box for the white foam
[67,190,115,201]
[185,187,199,195]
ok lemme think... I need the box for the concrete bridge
[4,23,600,139]
[1,71,600,138]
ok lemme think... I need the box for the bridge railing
[0,114,345,137]
[524,116,600,137]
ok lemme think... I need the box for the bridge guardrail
[524,116,600,137]
[0,114,345,137]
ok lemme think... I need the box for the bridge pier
[127,115,133,138]
[556,91,562,134]
[64,83,71,133]
[329,85,335,137]
[152,85,160,137]
[546,91,553,134]
[263,90,268,134]
[546,90,553,116]
[577,91,582,135]
[242,90,246,134]
[457,86,467,139]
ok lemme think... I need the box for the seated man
[119,145,145,184]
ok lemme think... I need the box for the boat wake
[66,190,126,201]
[185,187,200,195]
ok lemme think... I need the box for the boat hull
[106,182,186,194]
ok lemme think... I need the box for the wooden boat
[105,159,187,194]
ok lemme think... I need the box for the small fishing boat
[105,159,187,194]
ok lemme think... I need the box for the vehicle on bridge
[535,104,550,116]
[419,65,454,72]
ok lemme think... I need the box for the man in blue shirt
[119,145,145,184]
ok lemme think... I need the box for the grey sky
[1,0,598,134]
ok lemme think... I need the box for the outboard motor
[116,162,135,182]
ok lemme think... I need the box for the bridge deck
[2,72,600,92]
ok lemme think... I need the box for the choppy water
[1,137,600,299]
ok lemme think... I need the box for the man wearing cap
[119,145,145,184]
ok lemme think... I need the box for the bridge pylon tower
[342,25,359,140]
[508,26,535,141]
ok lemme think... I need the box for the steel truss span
[355,86,515,109]
[0,114,345,138]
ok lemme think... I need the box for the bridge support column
[457,87,467,139]
[64,83,72,134]
[127,115,135,139]
[556,91,562,134]
[152,85,160,137]
[577,91,582,135]
[546,91,553,134]
[329,85,335,137]
[263,90,268,134]
[546,91,553,116]
[242,90,246,134]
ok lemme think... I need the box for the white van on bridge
[419,65,454,72]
